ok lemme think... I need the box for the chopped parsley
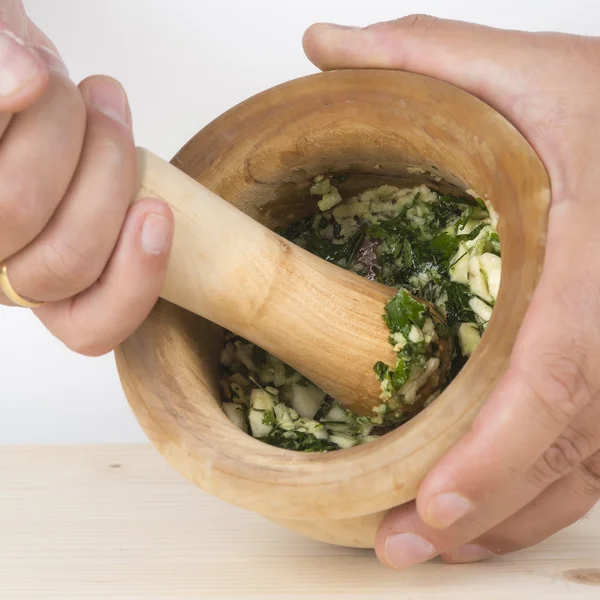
[221,178,501,451]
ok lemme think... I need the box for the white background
[2,0,599,444]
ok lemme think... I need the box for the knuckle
[98,128,125,155]
[84,115,136,179]
[396,14,440,35]
[528,427,591,485]
[0,181,46,242]
[578,452,600,496]
[522,346,596,425]
[40,238,102,294]
[96,133,131,172]
[0,77,86,257]
[89,108,130,145]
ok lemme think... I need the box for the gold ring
[0,264,44,308]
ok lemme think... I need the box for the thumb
[0,20,49,112]
[303,16,553,119]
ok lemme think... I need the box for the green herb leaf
[390,355,410,390]
[461,223,485,241]
[443,282,476,326]
[262,409,277,427]
[439,193,482,208]
[402,239,414,268]
[489,232,501,256]
[456,206,475,230]
[365,223,391,240]
[384,289,428,334]
[374,361,389,381]
[260,429,338,452]
[305,230,364,269]
[428,233,460,262]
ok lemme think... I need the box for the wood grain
[0,445,598,600]
[136,147,398,416]
[116,69,551,547]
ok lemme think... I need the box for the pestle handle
[136,148,397,416]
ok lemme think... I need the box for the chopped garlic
[408,325,424,343]
[458,323,482,357]
[450,242,470,285]
[222,402,248,433]
[479,253,502,301]
[391,332,407,351]
[318,188,343,211]
[399,358,440,404]
[469,297,493,323]
[248,389,276,438]
[468,255,493,303]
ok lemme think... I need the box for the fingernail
[141,213,171,255]
[0,30,41,96]
[450,544,495,564]
[36,45,69,76]
[86,77,130,126]
[384,533,437,569]
[425,493,474,529]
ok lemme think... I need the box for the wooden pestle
[136,148,434,417]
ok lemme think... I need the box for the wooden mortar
[115,69,550,548]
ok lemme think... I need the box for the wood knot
[563,569,600,586]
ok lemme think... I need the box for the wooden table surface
[1,445,599,599]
